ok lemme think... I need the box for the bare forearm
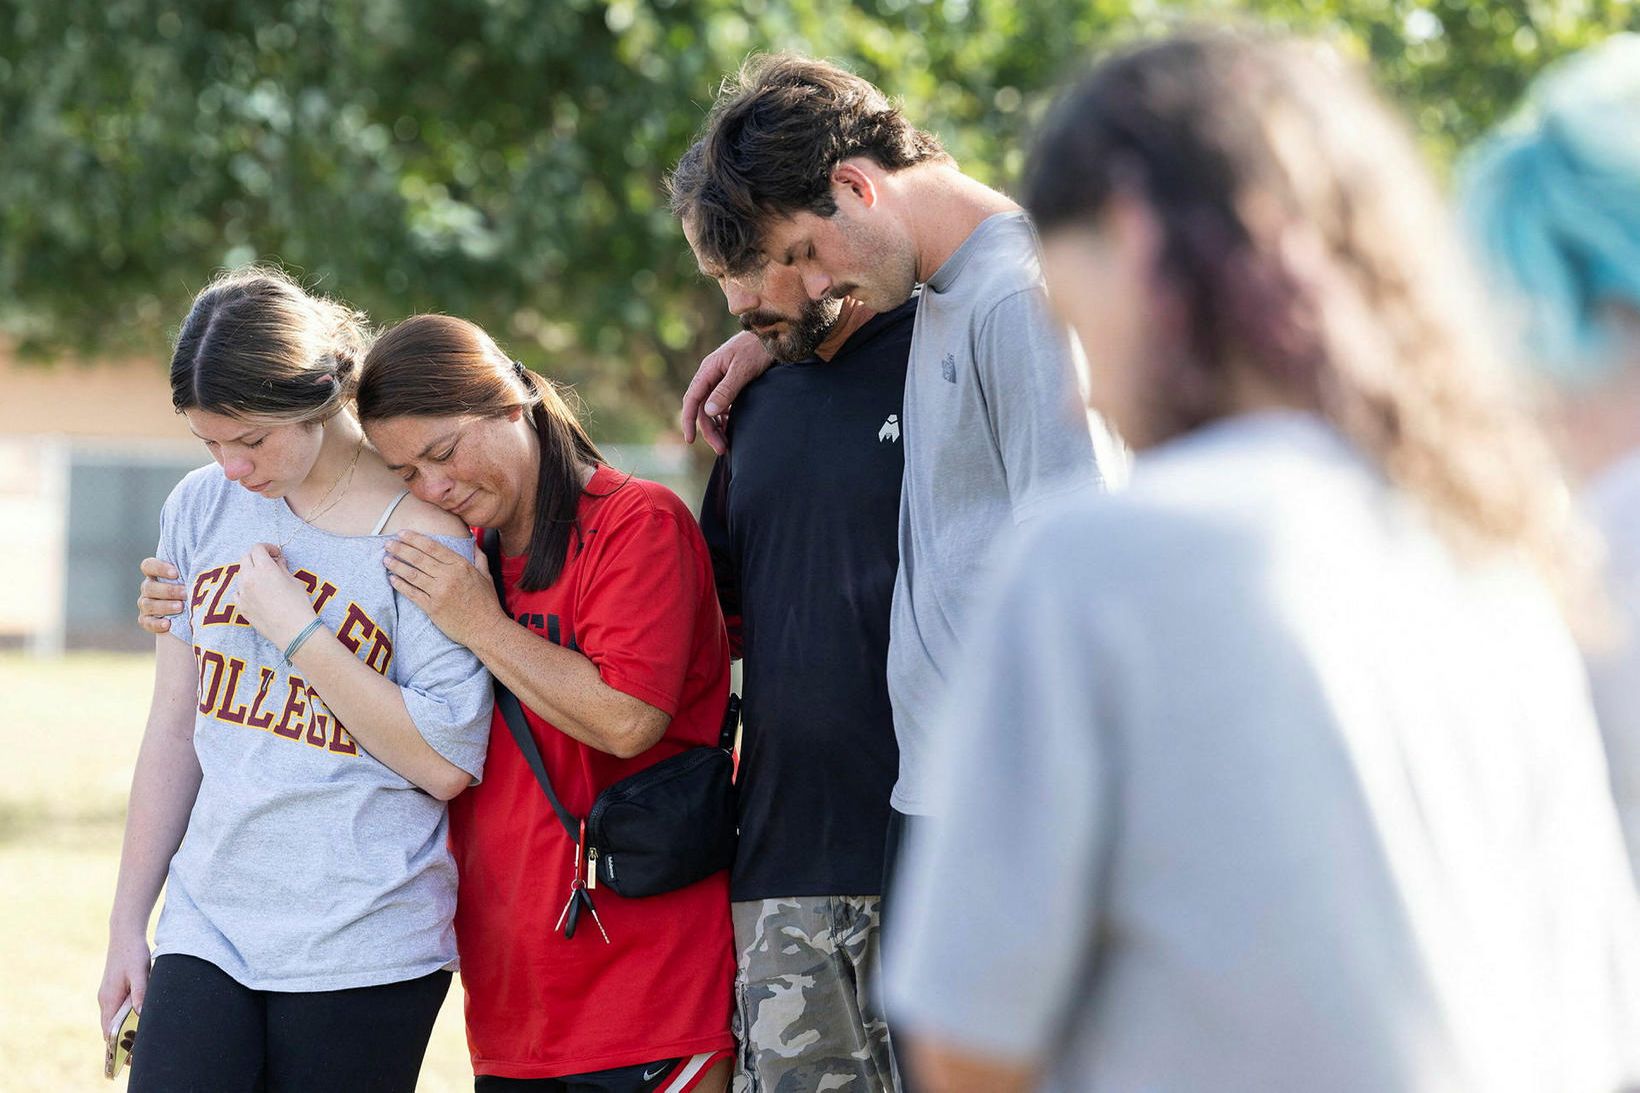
[110,644,203,936]
[111,731,200,934]
[466,616,664,758]
[100,661,196,1033]
[290,632,469,798]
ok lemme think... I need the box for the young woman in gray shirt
[99,268,493,1092]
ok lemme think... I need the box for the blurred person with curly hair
[887,30,1640,1093]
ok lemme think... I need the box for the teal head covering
[1460,34,1640,387]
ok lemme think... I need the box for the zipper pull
[586,845,598,890]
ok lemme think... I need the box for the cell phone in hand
[103,1000,138,1080]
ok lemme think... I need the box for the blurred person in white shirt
[886,29,1640,1093]
[1463,33,1640,888]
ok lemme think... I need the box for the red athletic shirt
[449,466,734,1078]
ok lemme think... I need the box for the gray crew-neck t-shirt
[889,210,1123,815]
[153,465,493,991]
[889,413,1640,1090]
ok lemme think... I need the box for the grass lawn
[0,652,473,1091]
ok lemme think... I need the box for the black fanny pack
[482,529,738,906]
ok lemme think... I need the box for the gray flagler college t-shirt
[153,465,493,991]
[889,211,1124,815]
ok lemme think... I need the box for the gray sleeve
[156,479,195,646]
[1549,616,1640,1077]
[975,288,1104,524]
[886,522,1121,1060]
[391,537,493,782]
[1588,585,1640,888]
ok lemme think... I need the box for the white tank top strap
[370,489,413,536]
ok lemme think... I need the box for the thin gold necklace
[280,433,364,549]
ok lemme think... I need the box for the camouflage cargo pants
[731,896,899,1093]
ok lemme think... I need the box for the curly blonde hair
[1026,30,1595,623]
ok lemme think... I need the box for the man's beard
[740,296,844,361]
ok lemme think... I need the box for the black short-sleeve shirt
[700,300,915,901]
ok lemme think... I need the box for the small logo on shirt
[941,352,957,383]
[878,414,901,443]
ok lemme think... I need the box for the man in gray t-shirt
[678,56,1122,833]
[888,210,1119,815]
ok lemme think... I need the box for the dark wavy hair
[676,53,949,275]
[1026,30,1591,618]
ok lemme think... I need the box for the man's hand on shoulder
[680,330,775,455]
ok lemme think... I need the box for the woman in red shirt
[357,314,735,1092]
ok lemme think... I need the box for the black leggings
[129,954,450,1093]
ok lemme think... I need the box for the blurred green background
[4,0,1636,439]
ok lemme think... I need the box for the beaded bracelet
[283,617,327,664]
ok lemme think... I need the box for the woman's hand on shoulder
[384,530,504,648]
[137,558,186,635]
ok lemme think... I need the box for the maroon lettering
[213,657,251,724]
[295,570,341,616]
[311,583,338,615]
[272,675,309,740]
[244,667,277,730]
[191,567,223,615]
[336,602,392,674]
[201,564,241,626]
[335,602,374,655]
[303,686,330,749]
[328,719,359,756]
[364,628,393,675]
[196,650,228,714]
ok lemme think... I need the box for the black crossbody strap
[483,529,581,843]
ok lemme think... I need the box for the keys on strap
[554,820,611,943]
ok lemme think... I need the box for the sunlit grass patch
[1,652,473,1091]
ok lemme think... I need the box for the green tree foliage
[1,0,1633,438]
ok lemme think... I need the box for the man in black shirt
[672,142,909,1093]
